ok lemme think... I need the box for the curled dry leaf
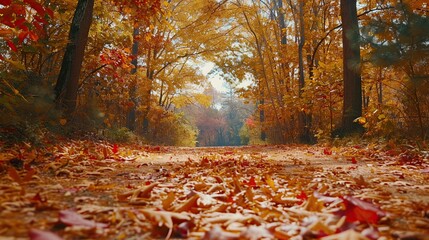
[140,209,190,229]
[29,229,63,240]
[59,209,108,228]
[174,194,199,212]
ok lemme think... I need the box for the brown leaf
[8,167,22,184]
[162,192,176,210]
[140,209,190,229]
[59,209,107,228]
[23,168,36,182]
[174,194,199,212]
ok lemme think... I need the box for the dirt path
[1,143,428,239]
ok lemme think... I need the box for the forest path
[1,142,428,239]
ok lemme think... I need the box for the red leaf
[46,8,54,18]
[247,176,257,188]
[6,40,18,52]
[112,144,119,154]
[342,196,386,224]
[59,209,108,228]
[29,229,63,240]
[14,17,26,29]
[0,0,12,6]
[323,148,332,155]
[351,157,357,164]
[24,0,45,17]
[11,3,26,16]
[297,191,308,204]
[18,31,28,43]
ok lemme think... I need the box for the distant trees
[2,0,429,144]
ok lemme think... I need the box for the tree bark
[126,27,139,131]
[54,0,94,115]
[297,0,313,143]
[340,0,363,135]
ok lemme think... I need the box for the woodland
[0,0,429,239]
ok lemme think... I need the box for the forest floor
[0,141,429,240]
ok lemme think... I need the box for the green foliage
[239,125,250,145]
[0,121,47,146]
[147,106,197,146]
[105,127,138,143]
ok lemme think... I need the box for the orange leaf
[174,194,199,212]
[23,168,36,182]
[8,167,22,184]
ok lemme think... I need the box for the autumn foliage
[1,0,429,145]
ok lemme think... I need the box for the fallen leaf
[341,196,386,224]
[140,209,190,229]
[174,194,199,212]
[29,229,63,240]
[59,209,108,228]
[321,229,369,240]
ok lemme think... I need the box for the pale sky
[200,62,228,93]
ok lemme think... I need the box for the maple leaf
[323,148,333,155]
[340,196,386,224]
[59,209,108,228]
[112,144,119,154]
[29,229,63,240]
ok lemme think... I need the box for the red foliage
[1,0,52,52]
[297,191,308,204]
[323,148,332,155]
[247,176,257,188]
[341,196,386,224]
[112,144,119,154]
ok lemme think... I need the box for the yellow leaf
[354,117,366,125]
[378,114,386,120]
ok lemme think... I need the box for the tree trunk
[126,27,139,131]
[340,0,363,135]
[55,0,94,115]
[277,0,287,45]
[297,0,313,143]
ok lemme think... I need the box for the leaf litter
[0,141,428,239]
